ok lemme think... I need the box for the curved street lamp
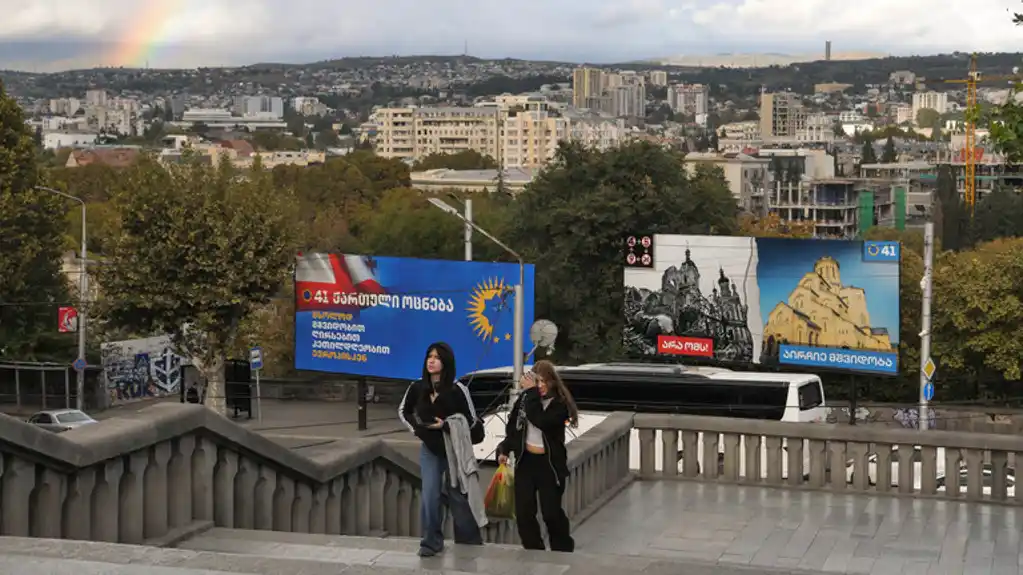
[36,186,87,411]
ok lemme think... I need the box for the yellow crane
[941,54,1023,211]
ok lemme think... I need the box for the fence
[0,362,103,413]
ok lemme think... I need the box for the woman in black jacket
[497,359,579,552]
[398,342,483,556]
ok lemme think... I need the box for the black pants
[514,451,574,552]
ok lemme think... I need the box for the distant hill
[651,52,888,68]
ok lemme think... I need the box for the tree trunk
[196,354,227,415]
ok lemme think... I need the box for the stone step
[174,527,826,574]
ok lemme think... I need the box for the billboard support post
[357,377,368,431]
[918,222,935,431]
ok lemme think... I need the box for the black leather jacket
[496,387,570,484]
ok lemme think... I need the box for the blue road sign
[923,382,935,402]
[72,358,86,371]
[249,347,263,370]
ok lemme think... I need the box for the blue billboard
[294,253,534,379]
[624,235,900,375]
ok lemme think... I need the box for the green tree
[881,135,897,163]
[95,157,298,413]
[345,150,410,192]
[352,187,464,259]
[860,139,877,165]
[934,164,967,251]
[0,81,73,360]
[739,213,815,238]
[970,186,1023,243]
[506,141,738,363]
[412,150,498,171]
[915,107,939,129]
[932,238,1023,383]
[317,129,341,149]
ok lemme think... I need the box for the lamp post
[428,197,525,401]
[37,186,87,411]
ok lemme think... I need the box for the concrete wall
[0,403,633,546]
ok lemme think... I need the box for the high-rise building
[648,70,668,86]
[572,67,605,109]
[911,92,948,124]
[759,92,807,143]
[668,84,710,117]
[825,41,832,61]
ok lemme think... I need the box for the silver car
[27,409,97,433]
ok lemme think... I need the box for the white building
[233,96,284,119]
[912,92,948,124]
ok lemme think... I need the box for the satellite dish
[529,319,558,349]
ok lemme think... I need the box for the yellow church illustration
[762,256,893,354]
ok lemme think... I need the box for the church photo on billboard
[623,234,901,376]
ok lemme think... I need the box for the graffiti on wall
[894,407,937,430]
[101,335,186,405]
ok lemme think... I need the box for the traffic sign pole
[918,223,935,431]
[249,347,263,422]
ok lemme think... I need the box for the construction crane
[940,54,1023,211]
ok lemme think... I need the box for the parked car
[27,409,97,433]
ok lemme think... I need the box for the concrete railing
[0,404,634,546]
[635,413,1023,505]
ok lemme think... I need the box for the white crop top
[525,397,553,449]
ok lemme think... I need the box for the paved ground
[573,481,1021,574]
[0,533,822,575]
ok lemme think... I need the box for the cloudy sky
[1,0,1021,72]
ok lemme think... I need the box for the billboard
[623,235,900,375]
[294,253,535,379]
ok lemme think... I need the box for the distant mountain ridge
[649,52,889,68]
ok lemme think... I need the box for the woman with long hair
[398,342,484,556]
[497,359,579,552]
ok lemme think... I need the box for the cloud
[0,0,1021,71]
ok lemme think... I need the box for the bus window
[798,382,823,410]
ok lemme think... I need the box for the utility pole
[918,222,934,430]
[37,187,87,411]
[464,199,473,261]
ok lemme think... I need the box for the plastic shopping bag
[484,463,515,519]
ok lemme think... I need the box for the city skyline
[1,0,1020,72]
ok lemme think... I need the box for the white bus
[463,363,827,474]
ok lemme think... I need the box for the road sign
[923,382,935,402]
[72,358,86,372]
[249,347,263,370]
[922,357,937,381]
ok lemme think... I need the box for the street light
[428,197,526,400]
[37,186,87,411]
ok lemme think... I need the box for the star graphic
[504,333,511,341]
[493,337,499,343]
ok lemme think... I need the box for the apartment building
[668,84,709,116]
[684,152,769,211]
[648,70,668,86]
[374,107,415,159]
[291,96,329,117]
[572,67,605,109]
[894,104,914,125]
[501,109,567,169]
[912,92,948,123]
[796,113,836,143]
[414,107,501,159]
[759,92,807,143]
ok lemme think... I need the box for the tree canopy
[0,80,74,360]
[506,141,737,363]
[95,157,298,411]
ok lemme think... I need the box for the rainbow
[106,0,183,68]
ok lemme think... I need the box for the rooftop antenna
[464,39,468,57]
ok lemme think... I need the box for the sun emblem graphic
[467,277,507,342]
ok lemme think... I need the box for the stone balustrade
[635,413,1023,504]
[0,403,634,546]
